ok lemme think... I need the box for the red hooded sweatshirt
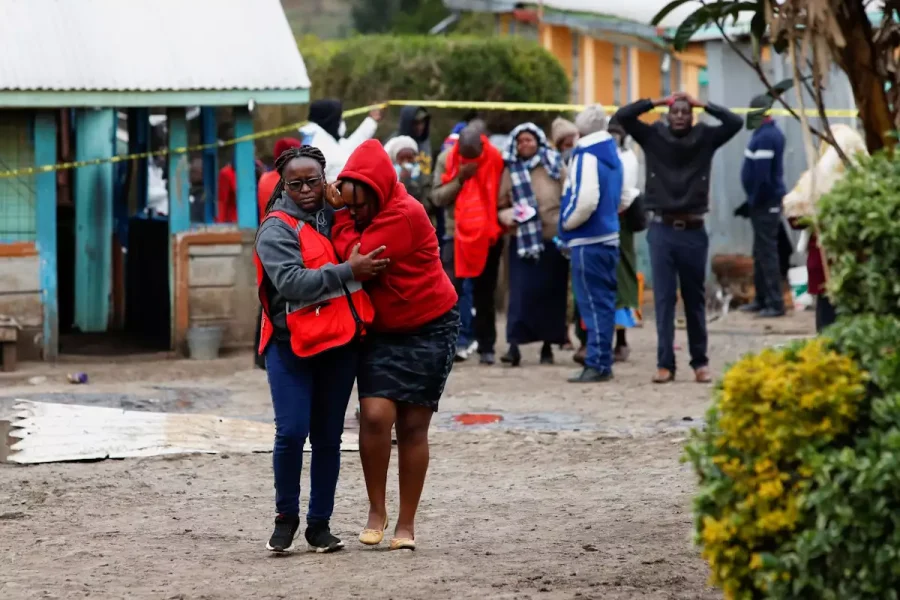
[332,140,458,332]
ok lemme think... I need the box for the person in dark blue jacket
[740,94,787,318]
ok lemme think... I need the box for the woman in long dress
[607,117,642,361]
[498,123,569,366]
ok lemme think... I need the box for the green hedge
[255,35,570,159]
[818,151,900,316]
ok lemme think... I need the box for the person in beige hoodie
[497,122,569,367]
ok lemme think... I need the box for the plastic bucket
[186,326,224,360]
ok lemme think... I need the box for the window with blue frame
[0,111,37,243]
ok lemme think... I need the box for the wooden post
[73,108,115,332]
[233,106,257,230]
[34,111,58,361]
[167,108,191,236]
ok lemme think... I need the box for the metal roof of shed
[0,0,310,107]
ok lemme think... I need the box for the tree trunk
[833,0,895,153]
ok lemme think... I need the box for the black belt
[652,214,705,230]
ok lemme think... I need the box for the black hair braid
[261,145,327,217]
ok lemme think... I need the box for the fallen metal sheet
[1,400,358,464]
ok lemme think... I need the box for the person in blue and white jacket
[740,94,787,318]
[559,105,624,384]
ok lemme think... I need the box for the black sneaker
[568,367,613,383]
[756,308,786,319]
[266,514,300,553]
[479,352,496,366]
[305,522,345,554]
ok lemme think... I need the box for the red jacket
[216,165,237,224]
[257,170,280,222]
[332,140,458,332]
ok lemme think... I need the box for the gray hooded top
[255,193,354,339]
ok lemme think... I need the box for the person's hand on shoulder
[347,243,390,281]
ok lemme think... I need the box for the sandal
[389,537,416,551]
[359,514,389,546]
[652,369,675,384]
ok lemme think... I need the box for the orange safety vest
[256,210,375,358]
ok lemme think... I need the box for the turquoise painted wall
[74,108,115,332]
[0,110,36,242]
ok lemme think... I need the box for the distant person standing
[616,92,742,384]
[498,123,569,367]
[559,105,623,383]
[299,99,382,181]
[432,124,505,365]
[739,95,787,318]
[391,106,434,182]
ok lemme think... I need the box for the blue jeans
[457,279,474,348]
[647,221,709,372]
[571,243,618,374]
[265,341,357,522]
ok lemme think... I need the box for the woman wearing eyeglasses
[255,145,389,554]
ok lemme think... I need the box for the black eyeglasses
[285,177,323,191]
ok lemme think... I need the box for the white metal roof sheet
[0,0,311,92]
[443,0,735,28]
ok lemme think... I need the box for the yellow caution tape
[0,100,858,180]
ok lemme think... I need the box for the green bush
[761,315,900,599]
[255,35,571,159]
[818,151,900,316]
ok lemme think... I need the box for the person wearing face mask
[383,135,435,225]
[299,99,383,182]
[255,145,388,555]
[615,92,742,385]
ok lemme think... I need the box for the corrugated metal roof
[0,0,310,92]
[443,0,703,28]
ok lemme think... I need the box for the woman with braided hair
[255,145,389,554]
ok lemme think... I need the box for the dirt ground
[1,310,816,600]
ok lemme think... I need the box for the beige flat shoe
[389,537,416,551]
[359,515,389,546]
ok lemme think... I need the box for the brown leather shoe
[652,369,675,384]
[694,366,713,383]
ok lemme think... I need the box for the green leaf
[651,0,696,26]
[750,7,767,41]
[770,78,795,96]
[671,6,713,50]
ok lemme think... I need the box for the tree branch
[809,44,851,165]
[700,1,828,141]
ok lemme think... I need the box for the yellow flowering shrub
[686,339,867,599]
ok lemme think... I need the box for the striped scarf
[503,123,562,260]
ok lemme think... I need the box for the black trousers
[441,238,503,355]
[648,221,709,372]
[815,294,836,333]
[750,205,785,312]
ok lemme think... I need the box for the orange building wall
[593,40,616,107]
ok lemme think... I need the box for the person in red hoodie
[328,139,459,551]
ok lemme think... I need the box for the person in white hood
[299,99,382,182]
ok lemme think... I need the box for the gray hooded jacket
[255,193,354,340]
